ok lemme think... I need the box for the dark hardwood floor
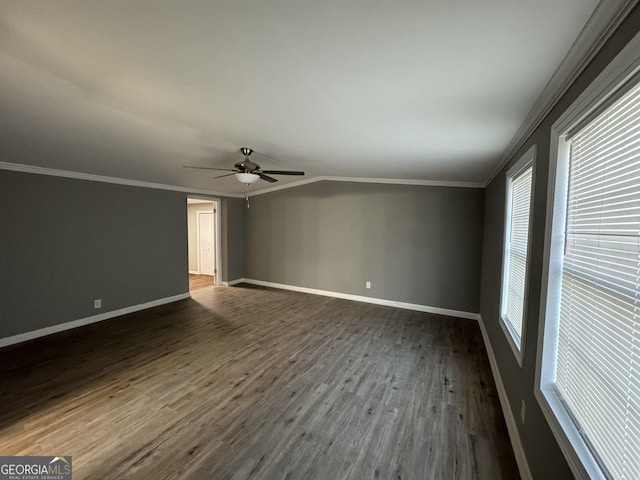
[0,284,519,479]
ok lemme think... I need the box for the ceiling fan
[184,147,305,184]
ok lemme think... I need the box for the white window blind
[554,79,640,480]
[501,163,533,349]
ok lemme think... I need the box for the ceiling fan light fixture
[235,172,260,184]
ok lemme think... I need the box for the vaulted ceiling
[0,1,611,194]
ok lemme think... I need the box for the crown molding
[0,161,484,197]
[0,161,245,198]
[483,0,639,187]
[247,175,483,196]
[321,176,483,188]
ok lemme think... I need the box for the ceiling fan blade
[259,173,278,183]
[235,159,260,172]
[261,170,305,175]
[212,173,236,179]
[184,166,236,172]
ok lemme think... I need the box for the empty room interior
[1,2,639,480]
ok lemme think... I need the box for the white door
[198,212,215,276]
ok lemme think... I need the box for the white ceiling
[0,1,604,195]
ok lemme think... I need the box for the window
[538,33,640,480]
[500,147,535,364]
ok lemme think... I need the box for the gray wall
[0,170,188,338]
[479,7,640,480]
[221,197,245,282]
[246,181,484,313]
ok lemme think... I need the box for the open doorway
[187,198,221,292]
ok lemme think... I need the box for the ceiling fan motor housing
[235,159,259,172]
[184,147,303,183]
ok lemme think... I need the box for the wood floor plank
[0,284,519,479]
[189,274,215,291]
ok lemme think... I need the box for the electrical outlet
[520,399,526,424]
[94,299,102,309]
[365,281,371,289]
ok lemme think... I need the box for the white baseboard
[477,315,533,480]
[0,293,191,349]
[222,278,245,287]
[189,270,199,275]
[237,278,480,321]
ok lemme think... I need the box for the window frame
[536,30,640,480]
[499,145,536,366]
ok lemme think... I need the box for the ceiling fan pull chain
[246,195,250,208]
